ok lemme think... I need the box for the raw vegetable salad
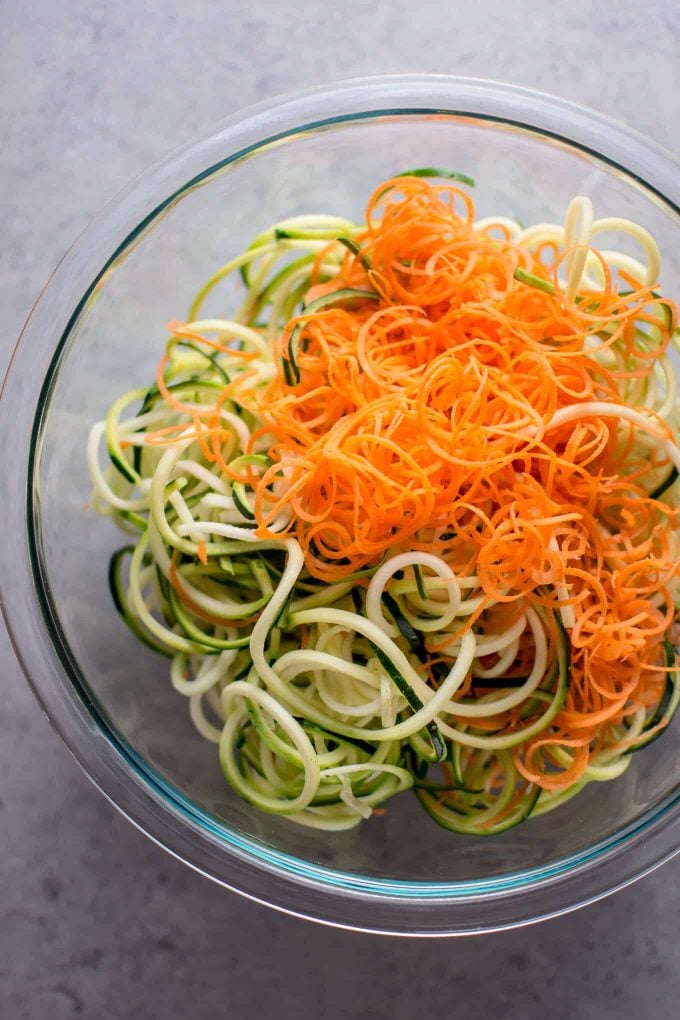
[89,171,680,834]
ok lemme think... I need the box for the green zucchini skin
[283,288,379,384]
[623,641,680,754]
[650,466,679,501]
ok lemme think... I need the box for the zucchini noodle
[89,171,680,835]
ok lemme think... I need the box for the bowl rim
[2,73,680,936]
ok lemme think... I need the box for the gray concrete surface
[1,3,679,1018]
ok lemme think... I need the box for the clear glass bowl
[2,75,679,936]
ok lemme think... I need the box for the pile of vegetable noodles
[89,170,680,835]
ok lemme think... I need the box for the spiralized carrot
[237,177,678,790]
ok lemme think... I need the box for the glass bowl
[2,75,679,937]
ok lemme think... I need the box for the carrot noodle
[89,175,680,835]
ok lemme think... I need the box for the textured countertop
[2,3,679,1017]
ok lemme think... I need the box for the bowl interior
[33,111,680,886]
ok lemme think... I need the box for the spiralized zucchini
[89,172,680,834]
